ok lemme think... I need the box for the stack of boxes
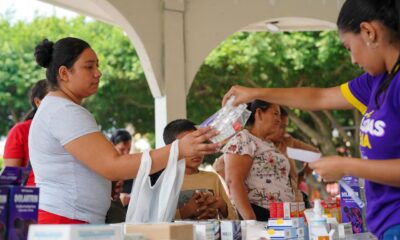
[321,198,341,224]
[266,202,307,239]
[28,225,124,240]
[175,220,218,240]
[0,166,39,240]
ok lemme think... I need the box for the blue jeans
[382,224,400,240]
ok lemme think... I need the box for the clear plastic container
[200,96,251,144]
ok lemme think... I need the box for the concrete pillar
[155,0,187,147]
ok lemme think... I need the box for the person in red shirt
[3,79,48,186]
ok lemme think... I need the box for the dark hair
[23,80,48,121]
[245,100,273,126]
[34,37,91,90]
[110,129,132,145]
[279,106,288,118]
[163,119,196,145]
[337,0,400,108]
[337,0,400,37]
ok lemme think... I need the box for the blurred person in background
[269,107,319,204]
[3,79,48,186]
[105,129,132,223]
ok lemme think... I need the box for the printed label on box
[8,187,39,240]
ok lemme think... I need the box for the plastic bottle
[310,199,328,240]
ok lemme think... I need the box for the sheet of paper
[287,147,321,163]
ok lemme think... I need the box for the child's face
[114,140,132,155]
[176,130,204,170]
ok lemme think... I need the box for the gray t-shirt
[29,96,111,223]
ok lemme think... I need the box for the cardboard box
[220,220,242,240]
[338,222,353,239]
[124,223,193,240]
[8,186,39,240]
[0,187,8,240]
[273,202,301,219]
[270,202,277,218]
[265,227,298,239]
[340,176,365,233]
[193,222,214,240]
[0,167,22,185]
[0,167,39,240]
[298,202,305,219]
[267,218,304,228]
[28,224,122,240]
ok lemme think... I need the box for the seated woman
[222,100,295,221]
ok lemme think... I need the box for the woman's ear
[58,66,69,83]
[360,22,378,47]
[33,97,41,108]
[255,108,263,121]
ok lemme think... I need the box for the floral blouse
[222,129,295,209]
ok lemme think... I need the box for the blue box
[8,186,39,240]
[340,176,365,234]
[0,187,8,240]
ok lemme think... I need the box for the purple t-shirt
[341,72,400,238]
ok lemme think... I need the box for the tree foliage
[189,31,363,156]
[1,15,363,157]
[0,15,153,135]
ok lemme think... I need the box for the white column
[155,0,187,148]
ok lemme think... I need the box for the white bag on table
[125,140,185,223]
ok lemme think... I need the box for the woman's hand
[178,127,220,159]
[222,85,257,106]
[309,156,349,182]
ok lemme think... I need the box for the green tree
[0,15,154,136]
[189,31,363,157]
[0,14,363,158]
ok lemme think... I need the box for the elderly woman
[222,100,294,221]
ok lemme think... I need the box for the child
[163,119,237,220]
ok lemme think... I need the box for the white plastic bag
[125,140,185,223]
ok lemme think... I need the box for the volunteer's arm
[223,85,353,111]
[65,127,219,181]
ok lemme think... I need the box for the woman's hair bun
[34,39,54,68]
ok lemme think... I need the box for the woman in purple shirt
[222,0,400,239]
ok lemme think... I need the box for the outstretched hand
[178,126,220,159]
[222,85,256,106]
[309,156,349,182]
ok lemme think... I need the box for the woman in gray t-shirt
[30,37,219,224]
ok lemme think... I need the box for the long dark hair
[34,37,91,90]
[245,100,273,126]
[23,80,48,121]
[337,0,400,108]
